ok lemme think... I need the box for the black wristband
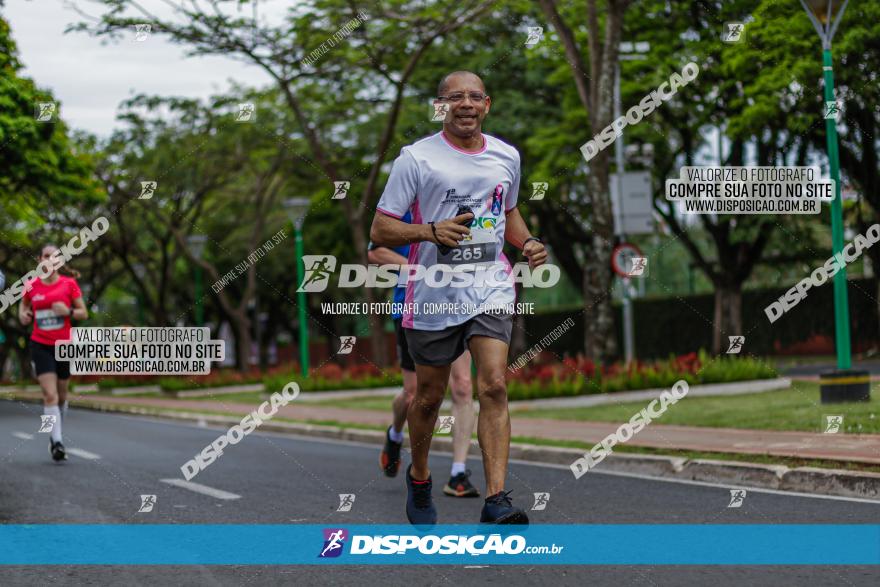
[428,221,438,244]
[522,236,542,249]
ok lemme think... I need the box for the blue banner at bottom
[1,525,878,565]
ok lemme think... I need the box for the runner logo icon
[531,492,549,511]
[337,494,356,512]
[726,336,744,354]
[337,336,356,355]
[824,101,840,120]
[36,102,57,122]
[134,23,151,42]
[436,415,455,434]
[628,257,647,277]
[530,182,548,200]
[722,22,744,43]
[319,528,348,558]
[727,489,746,508]
[525,26,543,47]
[824,415,843,434]
[432,103,450,122]
[139,181,157,200]
[38,415,56,433]
[297,255,338,292]
[332,181,350,200]
[236,103,256,122]
[138,494,156,513]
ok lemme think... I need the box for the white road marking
[118,414,880,506]
[12,432,34,440]
[160,478,241,500]
[67,448,102,460]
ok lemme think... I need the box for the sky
[4,0,288,136]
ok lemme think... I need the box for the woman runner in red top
[19,244,88,462]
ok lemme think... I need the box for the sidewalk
[17,391,880,466]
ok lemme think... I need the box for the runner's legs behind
[442,352,479,497]
[380,318,416,477]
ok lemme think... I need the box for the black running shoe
[405,464,437,526]
[50,440,67,462]
[480,490,528,524]
[380,426,403,477]
[443,469,480,497]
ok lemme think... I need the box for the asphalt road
[1,398,878,586]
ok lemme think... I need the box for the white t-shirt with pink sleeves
[376,131,520,331]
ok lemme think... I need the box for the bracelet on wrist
[428,221,438,244]
[522,236,542,249]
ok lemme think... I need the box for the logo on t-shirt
[470,217,497,229]
[490,184,504,215]
[441,188,481,207]
[33,294,45,302]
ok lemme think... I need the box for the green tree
[73,0,496,368]
[0,16,102,379]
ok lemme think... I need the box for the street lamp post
[799,0,869,402]
[284,198,311,378]
[186,235,208,327]
[615,41,650,365]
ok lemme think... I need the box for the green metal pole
[194,266,204,327]
[822,48,851,371]
[295,225,309,377]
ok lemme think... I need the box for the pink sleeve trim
[377,208,403,219]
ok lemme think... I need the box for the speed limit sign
[611,243,646,278]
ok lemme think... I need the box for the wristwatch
[522,236,542,249]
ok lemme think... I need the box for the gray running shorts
[404,312,513,366]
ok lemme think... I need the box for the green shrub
[505,351,779,400]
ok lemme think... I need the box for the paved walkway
[8,391,875,466]
[507,378,790,411]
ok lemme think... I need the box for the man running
[370,71,547,525]
[19,244,89,462]
[369,219,479,498]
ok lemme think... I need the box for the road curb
[679,459,788,489]
[780,466,880,500]
[9,395,880,502]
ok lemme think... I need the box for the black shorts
[30,340,70,380]
[394,318,415,372]
[404,312,513,367]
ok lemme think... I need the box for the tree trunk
[228,311,252,372]
[712,283,743,355]
[584,153,618,364]
[14,342,30,381]
[0,344,9,381]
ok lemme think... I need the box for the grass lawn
[516,381,880,434]
[83,381,880,434]
[301,381,880,435]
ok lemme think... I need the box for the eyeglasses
[437,92,488,103]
